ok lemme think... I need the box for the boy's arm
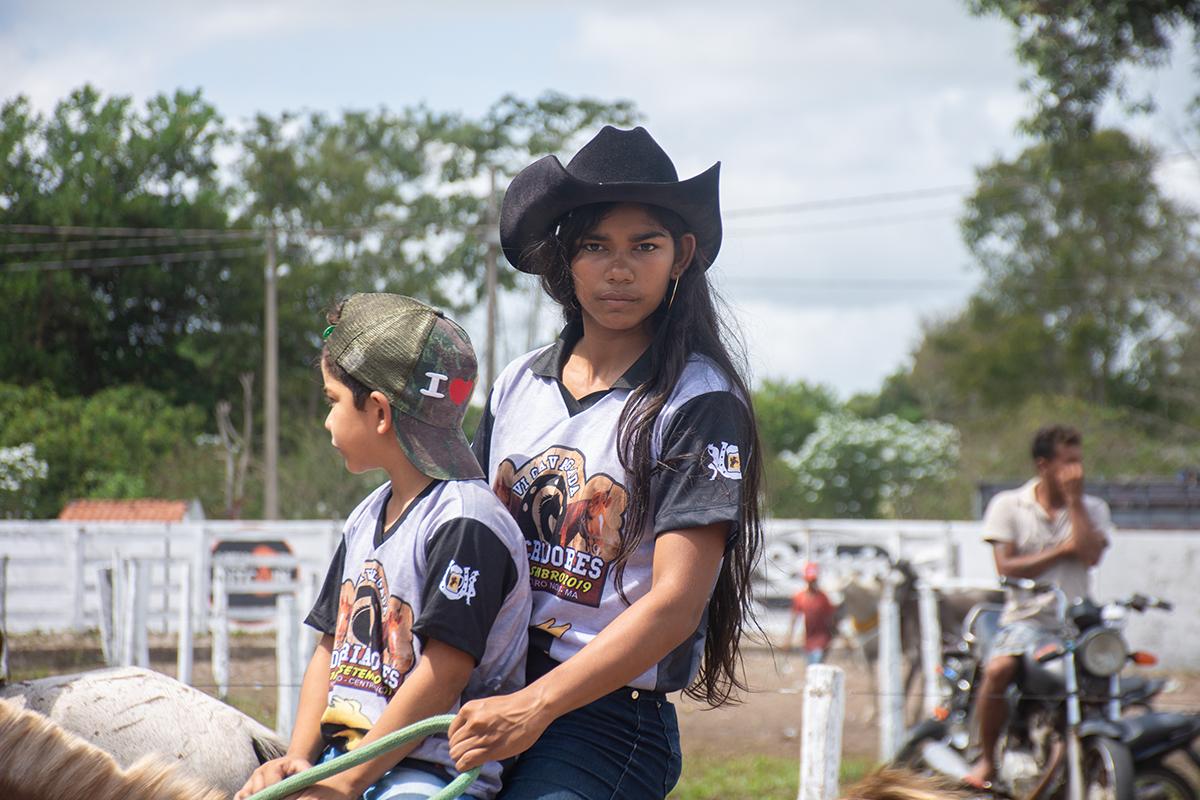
[235,635,335,800]
[295,639,475,799]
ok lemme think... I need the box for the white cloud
[734,299,928,395]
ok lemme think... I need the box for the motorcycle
[895,577,1197,800]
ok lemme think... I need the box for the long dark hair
[522,201,764,706]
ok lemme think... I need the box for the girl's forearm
[529,584,706,720]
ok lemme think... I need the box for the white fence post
[917,580,944,717]
[798,664,845,800]
[0,555,8,684]
[120,559,138,667]
[177,561,193,685]
[297,570,319,671]
[97,566,115,665]
[133,558,150,667]
[877,570,905,762]
[275,593,298,737]
[211,565,230,699]
[71,529,86,631]
[111,552,125,666]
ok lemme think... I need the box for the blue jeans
[806,648,826,666]
[318,745,452,800]
[497,685,683,800]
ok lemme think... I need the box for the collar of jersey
[529,318,653,390]
[374,479,442,548]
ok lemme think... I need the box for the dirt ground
[8,633,1200,766]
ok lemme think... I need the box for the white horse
[0,692,962,800]
[0,666,284,796]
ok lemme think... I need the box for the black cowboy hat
[499,126,721,273]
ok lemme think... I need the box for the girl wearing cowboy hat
[449,126,763,799]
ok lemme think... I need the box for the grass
[670,754,876,800]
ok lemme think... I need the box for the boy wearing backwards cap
[236,294,530,800]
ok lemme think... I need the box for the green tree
[0,87,256,409]
[966,0,1200,140]
[845,369,924,422]
[907,131,1197,416]
[0,383,206,518]
[753,379,839,455]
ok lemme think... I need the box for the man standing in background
[786,562,838,665]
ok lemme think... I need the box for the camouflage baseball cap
[324,293,484,481]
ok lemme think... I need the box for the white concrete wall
[0,520,340,634]
[2,519,1197,669]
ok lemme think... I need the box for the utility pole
[263,231,279,520]
[484,166,499,389]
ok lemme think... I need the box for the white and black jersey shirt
[306,478,531,799]
[472,321,749,693]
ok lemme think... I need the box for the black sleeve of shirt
[304,538,347,635]
[652,391,750,543]
[412,518,519,665]
[470,389,496,475]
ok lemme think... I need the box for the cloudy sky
[4,0,1197,397]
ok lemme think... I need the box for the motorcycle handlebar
[999,577,1173,613]
[1119,593,1173,613]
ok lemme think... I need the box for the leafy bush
[783,413,960,518]
[0,383,205,517]
[0,443,49,518]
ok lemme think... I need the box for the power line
[2,150,1193,242]
[0,223,263,239]
[0,233,266,255]
[724,150,1197,219]
[726,186,968,219]
[728,208,960,236]
[2,248,257,273]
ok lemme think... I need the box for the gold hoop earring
[668,278,680,311]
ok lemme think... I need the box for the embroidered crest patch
[705,441,743,481]
[438,558,479,605]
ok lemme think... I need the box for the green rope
[245,714,480,800]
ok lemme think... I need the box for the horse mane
[840,767,965,800]
[0,698,226,800]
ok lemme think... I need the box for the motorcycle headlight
[1078,628,1127,677]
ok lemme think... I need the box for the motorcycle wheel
[1133,765,1197,800]
[1083,738,1136,800]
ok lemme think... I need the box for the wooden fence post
[177,561,193,685]
[275,593,298,737]
[917,580,944,717]
[211,565,230,699]
[877,570,905,762]
[798,664,845,800]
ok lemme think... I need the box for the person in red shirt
[786,563,838,665]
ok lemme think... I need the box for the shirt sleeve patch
[438,558,481,604]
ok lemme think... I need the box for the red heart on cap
[448,378,474,405]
